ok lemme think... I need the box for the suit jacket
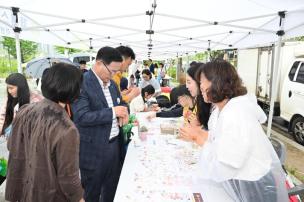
[6,99,83,202]
[72,70,124,170]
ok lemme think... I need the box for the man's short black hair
[116,46,136,60]
[96,46,123,65]
[41,63,82,103]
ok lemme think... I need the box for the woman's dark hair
[197,59,247,103]
[187,63,212,129]
[41,63,82,103]
[187,62,204,80]
[1,73,30,134]
[190,61,197,68]
[142,69,152,79]
[141,84,155,102]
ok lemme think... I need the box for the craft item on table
[160,120,179,135]
[139,132,147,141]
[139,126,148,132]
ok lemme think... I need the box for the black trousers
[81,137,122,202]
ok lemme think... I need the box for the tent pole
[186,53,189,75]
[12,7,22,73]
[15,32,22,73]
[266,11,286,138]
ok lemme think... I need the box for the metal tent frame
[1,1,304,136]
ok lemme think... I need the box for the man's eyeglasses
[100,60,119,75]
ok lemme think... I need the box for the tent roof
[1,0,304,59]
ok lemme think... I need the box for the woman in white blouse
[179,60,288,202]
[139,69,161,96]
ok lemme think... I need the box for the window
[296,62,304,84]
[288,61,300,81]
[73,56,90,63]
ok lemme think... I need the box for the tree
[288,36,304,41]
[2,36,38,63]
[55,46,81,55]
[194,52,208,61]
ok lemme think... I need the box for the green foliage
[54,46,82,55]
[167,65,176,81]
[2,36,38,63]
[288,36,304,41]
[286,166,304,183]
[192,52,208,62]
[209,50,225,60]
[288,167,297,175]
[0,57,17,78]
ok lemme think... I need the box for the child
[129,85,155,114]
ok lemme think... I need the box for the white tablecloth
[114,115,233,202]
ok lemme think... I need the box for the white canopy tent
[1,0,304,136]
[1,0,304,60]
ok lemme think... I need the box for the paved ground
[269,127,304,200]
[270,126,304,182]
[269,117,304,182]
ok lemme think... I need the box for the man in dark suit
[72,46,129,202]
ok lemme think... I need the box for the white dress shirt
[92,70,119,140]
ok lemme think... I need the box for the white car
[280,58,304,145]
[69,53,95,69]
